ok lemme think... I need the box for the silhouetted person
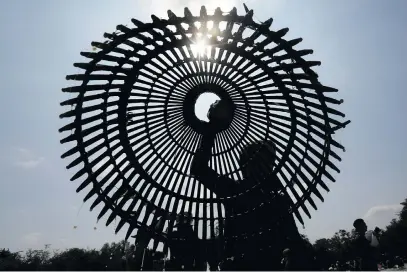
[191,100,302,270]
[139,211,205,271]
[394,256,404,268]
[282,248,297,271]
[205,240,223,271]
[352,218,378,271]
[163,212,205,271]
[314,246,332,271]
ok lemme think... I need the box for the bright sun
[192,39,208,57]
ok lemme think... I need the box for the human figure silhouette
[352,218,378,271]
[191,100,303,270]
[167,212,206,271]
[151,211,205,271]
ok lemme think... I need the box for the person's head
[353,218,368,234]
[207,99,234,128]
[283,248,291,257]
[176,211,193,226]
[238,141,279,189]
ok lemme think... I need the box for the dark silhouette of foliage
[0,241,162,271]
[312,198,407,270]
[1,199,406,270]
[379,198,407,258]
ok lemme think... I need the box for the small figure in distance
[352,218,379,271]
[152,211,206,271]
[191,99,303,270]
[282,248,295,271]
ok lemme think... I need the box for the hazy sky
[1,0,407,252]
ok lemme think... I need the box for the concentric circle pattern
[59,6,349,250]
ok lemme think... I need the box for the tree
[21,246,52,270]
[2,198,407,271]
[49,248,104,271]
[314,197,407,268]
[0,248,24,270]
[313,229,355,267]
[379,198,407,258]
[0,240,162,271]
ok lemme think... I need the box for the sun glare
[192,38,209,57]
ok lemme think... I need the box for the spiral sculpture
[59,5,350,254]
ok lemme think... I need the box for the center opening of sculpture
[194,92,221,122]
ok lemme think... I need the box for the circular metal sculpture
[59,6,349,254]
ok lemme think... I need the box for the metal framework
[59,6,349,254]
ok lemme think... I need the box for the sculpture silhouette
[59,5,350,269]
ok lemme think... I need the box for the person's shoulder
[351,234,361,243]
[352,233,370,247]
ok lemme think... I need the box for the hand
[207,100,233,129]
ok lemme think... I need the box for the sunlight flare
[191,38,210,57]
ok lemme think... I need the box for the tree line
[312,198,407,270]
[1,198,406,271]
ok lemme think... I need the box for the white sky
[1,0,407,252]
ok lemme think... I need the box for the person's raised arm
[190,100,238,197]
[190,128,216,177]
